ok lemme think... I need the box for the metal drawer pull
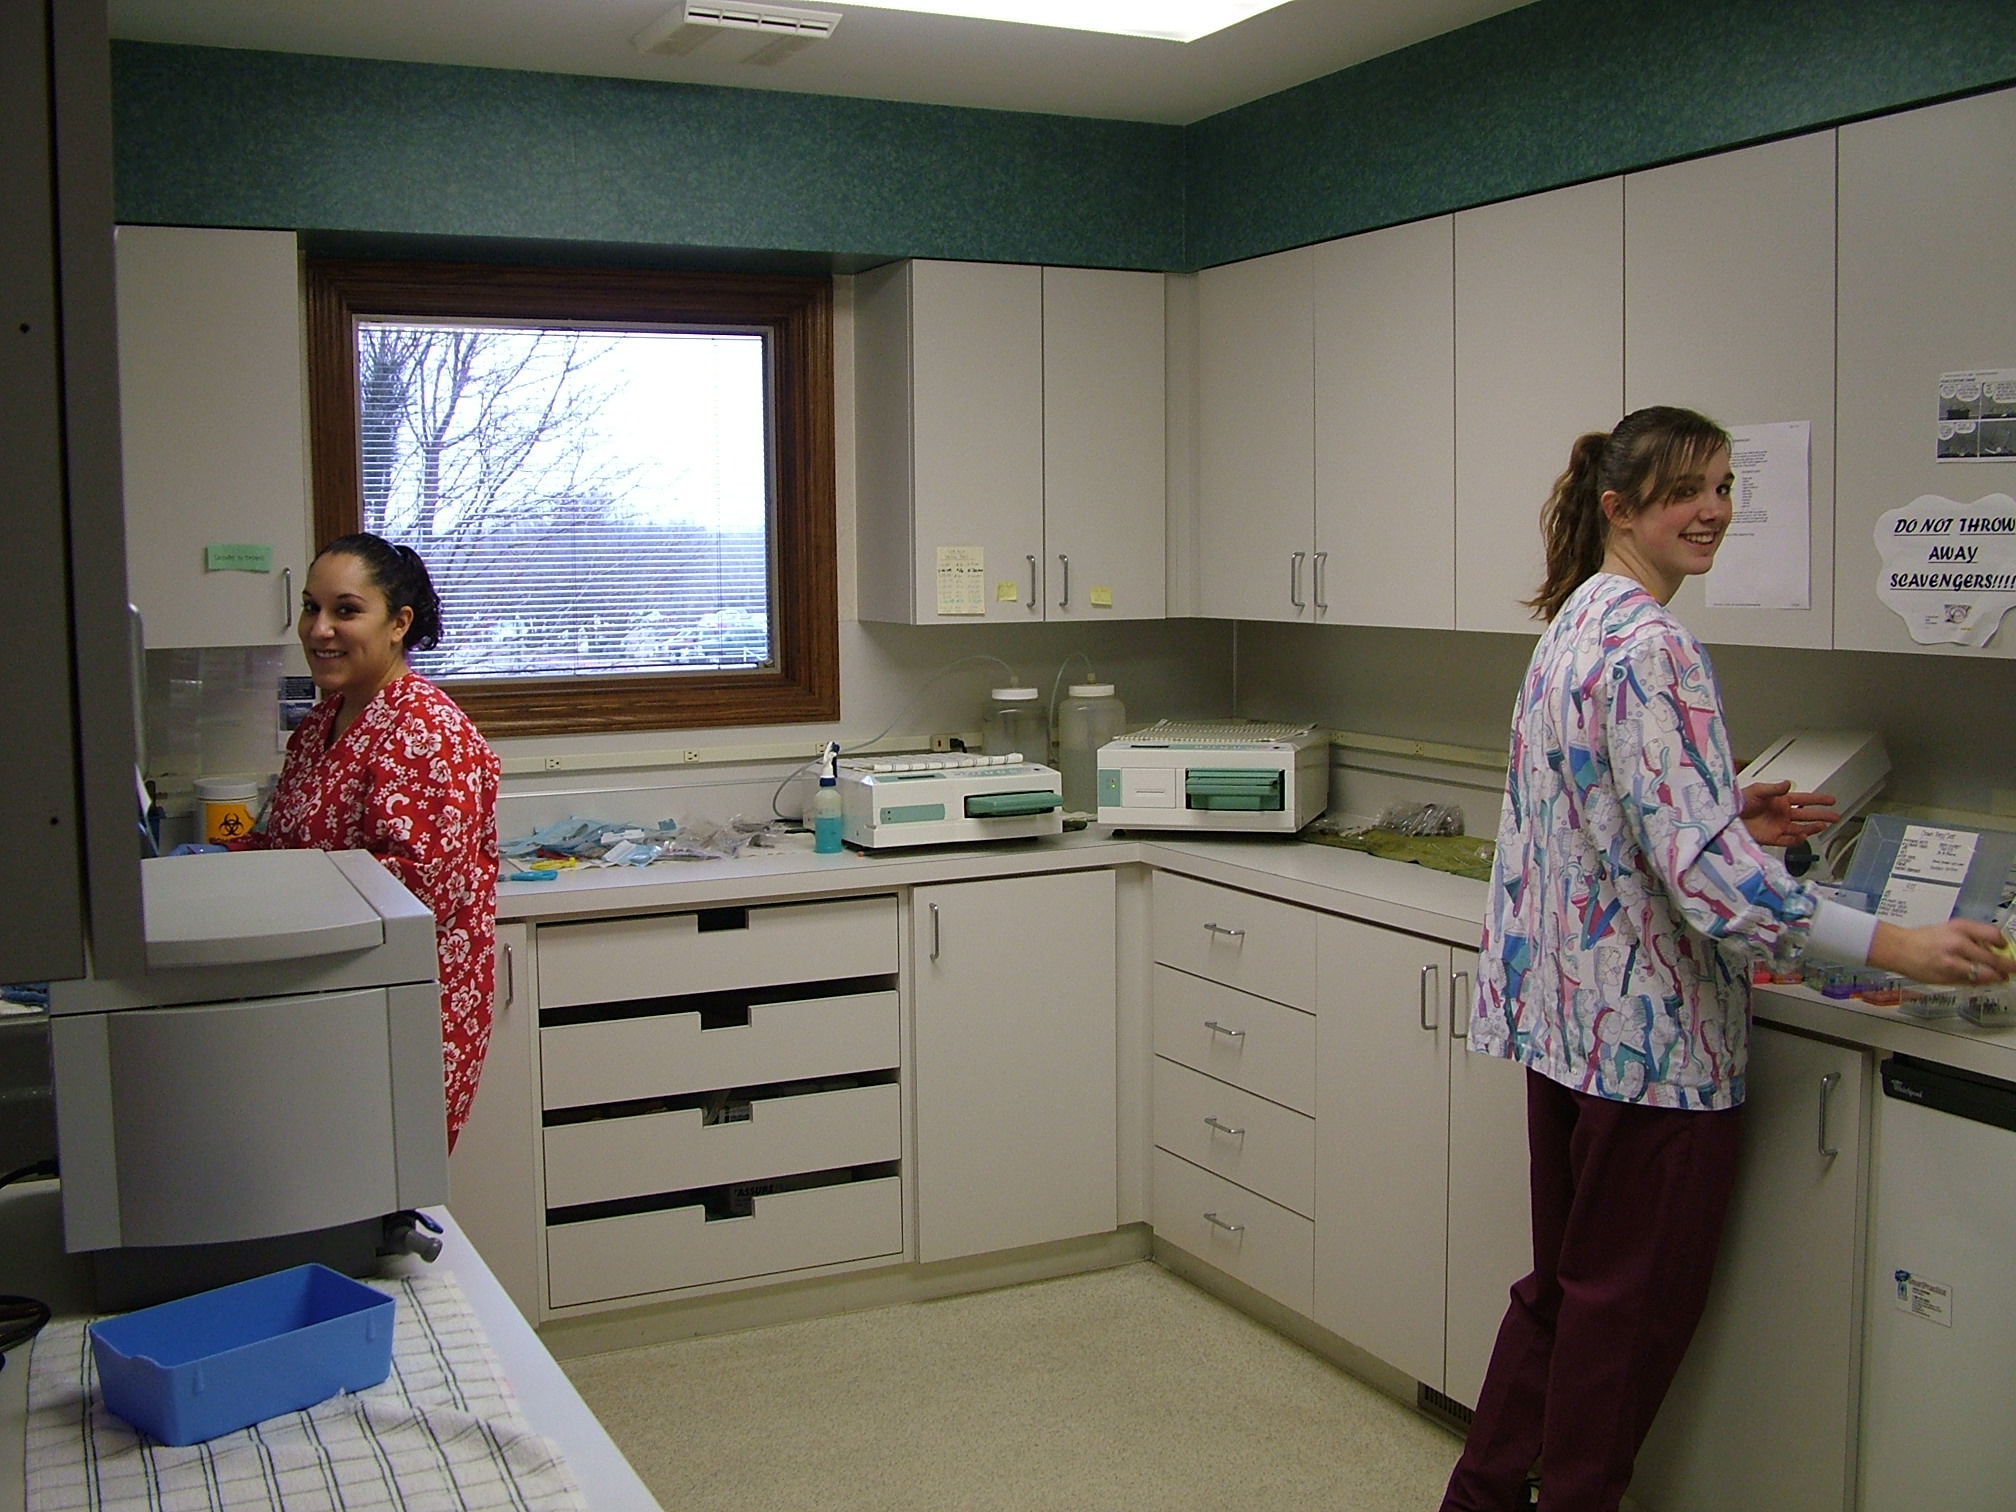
[1058,553,1070,610]
[1202,922,1246,941]
[281,566,294,634]
[1203,1019,1246,1041]
[1289,551,1306,609]
[929,902,942,961]
[1419,963,1439,1032]
[1203,1211,1245,1236]
[1026,554,1039,612]
[1450,970,1471,1040]
[502,943,515,1009]
[1313,550,1329,611]
[1818,1071,1841,1158]
[1203,1116,1245,1139]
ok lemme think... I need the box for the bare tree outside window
[357,320,774,680]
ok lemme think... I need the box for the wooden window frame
[304,257,838,738]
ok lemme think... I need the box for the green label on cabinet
[205,543,274,573]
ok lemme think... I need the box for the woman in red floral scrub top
[252,533,500,1150]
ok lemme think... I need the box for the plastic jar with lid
[1056,684,1127,815]
[982,687,1047,763]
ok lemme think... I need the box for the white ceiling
[107,0,1534,126]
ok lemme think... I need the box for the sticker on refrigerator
[1893,1269,1953,1327]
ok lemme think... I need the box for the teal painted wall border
[111,0,2016,273]
[1186,0,2016,268]
[109,42,1186,270]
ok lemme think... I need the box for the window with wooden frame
[305,259,837,737]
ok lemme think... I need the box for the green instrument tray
[964,790,1063,817]
[1185,768,1284,811]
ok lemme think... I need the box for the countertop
[499,828,2016,1081]
[0,1185,662,1512]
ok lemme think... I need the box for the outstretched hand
[1740,780,1840,848]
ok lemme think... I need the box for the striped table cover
[25,1274,584,1512]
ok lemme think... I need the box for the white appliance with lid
[837,752,1063,848]
[1096,721,1330,832]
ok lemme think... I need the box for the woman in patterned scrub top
[252,534,500,1151]
[1440,408,2010,1512]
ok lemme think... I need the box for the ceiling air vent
[632,1,842,65]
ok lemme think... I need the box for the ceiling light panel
[833,0,1295,44]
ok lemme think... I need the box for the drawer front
[537,895,898,1009]
[1151,965,1316,1114]
[1153,1058,1314,1217]
[1153,1149,1312,1317]
[546,1175,904,1308]
[1151,873,1317,1008]
[544,1082,902,1209]
[541,991,899,1110]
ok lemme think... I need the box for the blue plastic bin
[88,1264,396,1446]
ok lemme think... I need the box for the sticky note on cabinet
[1088,586,1114,608]
[996,581,1019,602]
[205,543,274,573]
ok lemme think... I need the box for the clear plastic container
[1056,684,1127,815]
[983,687,1047,763]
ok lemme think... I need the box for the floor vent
[1417,1383,1476,1431]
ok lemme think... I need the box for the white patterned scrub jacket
[1470,573,1818,1110]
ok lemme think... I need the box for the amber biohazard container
[195,776,258,844]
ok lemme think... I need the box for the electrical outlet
[930,733,956,752]
[682,749,703,764]
[542,756,564,771]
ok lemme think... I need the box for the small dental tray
[89,1264,396,1446]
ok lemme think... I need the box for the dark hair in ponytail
[315,532,444,653]
[1526,405,1732,621]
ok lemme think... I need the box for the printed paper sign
[1894,824,1980,885]
[1706,421,1811,609]
[1877,877,1962,927]
[1893,1269,1953,1327]
[1937,368,2016,460]
[1874,494,2016,646]
[934,546,986,616]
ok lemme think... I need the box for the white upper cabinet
[1197,246,1316,622]
[1314,217,1456,629]
[1836,86,2016,658]
[116,226,309,649]
[1623,133,1838,649]
[1455,178,1624,636]
[1043,266,1167,621]
[854,259,1164,624]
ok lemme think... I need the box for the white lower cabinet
[1442,1018,1532,1408]
[911,870,1118,1264]
[448,924,541,1320]
[1630,1023,1869,1512]
[1153,1146,1313,1314]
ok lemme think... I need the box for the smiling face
[298,550,414,707]
[1600,445,1734,603]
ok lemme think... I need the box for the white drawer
[1152,1149,1312,1317]
[541,990,898,1110]
[1151,873,1317,1009]
[1153,1058,1313,1217]
[537,895,898,1009]
[1152,964,1316,1114]
[547,1175,903,1308]
[544,1082,902,1209]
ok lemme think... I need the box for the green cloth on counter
[1307,827,1497,882]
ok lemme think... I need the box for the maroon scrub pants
[1439,1070,1744,1512]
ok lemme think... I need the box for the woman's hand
[1740,780,1840,847]
[1868,919,2015,986]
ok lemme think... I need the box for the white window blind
[356,321,774,680]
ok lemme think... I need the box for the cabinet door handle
[1419,963,1439,1032]
[929,901,942,961]
[1450,970,1471,1040]
[1026,554,1039,613]
[1289,551,1306,609]
[1202,1211,1245,1236]
[1203,1116,1245,1139]
[1202,922,1246,941]
[281,566,294,634]
[1202,1019,1246,1042]
[1058,553,1070,610]
[1313,551,1329,611]
[1818,1071,1841,1158]
[502,942,515,1009]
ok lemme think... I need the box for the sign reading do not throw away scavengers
[1875,494,2016,647]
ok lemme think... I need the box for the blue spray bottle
[812,740,844,854]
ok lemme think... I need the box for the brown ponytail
[1525,406,1732,621]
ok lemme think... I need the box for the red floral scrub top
[253,675,501,1148]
